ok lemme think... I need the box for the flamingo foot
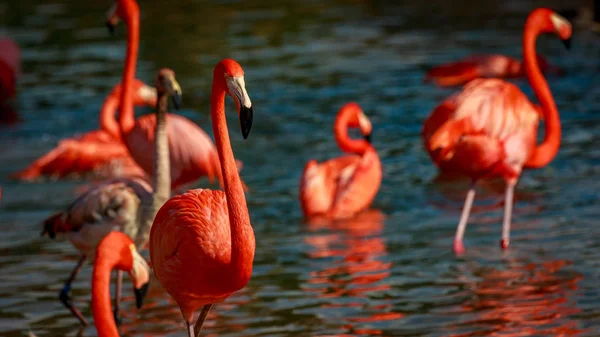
[500,239,509,250]
[453,240,465,255]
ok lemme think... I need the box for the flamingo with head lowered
[41,68,180,326]
[424,53,564,87]
[300,102,382,220]
[12,80,156,181]
[150,58,254,337]
[422,8,571,254]
[105,0,246,191]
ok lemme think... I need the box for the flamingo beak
[134,282,149,309]
[106,22,116,36]
[364,133,372,143]
[240,106,253,139]
[172,92,181,110]
[563,37,571,50]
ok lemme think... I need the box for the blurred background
[1,0,600,336]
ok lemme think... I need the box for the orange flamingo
[106,0,245,190]
[0,37,20,125]
[424,53,564,87]
[41,69,180,326]
[422,8,571,254]
[299,102,382,220]
[12,80,155,181]
[91,231,150,337]
[149,58,254,337]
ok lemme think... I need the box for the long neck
[118,11,140,136]
[91,259,120,337]
[152,94,171,213]
[334,113,369,155]
[523,21,561,168]
[210,83,253,277]
[99,93,121,139]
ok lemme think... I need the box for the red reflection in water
[447,259,585,337]
[304,210,403,335]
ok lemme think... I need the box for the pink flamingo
[12,80,155,180]
[91,231,150,337]
[422,8,571,254]
[300,102,382,220]
[424,54,564,87]
[150,59,254,337]
[0,37,20,124]
[41,68,180,326]
[106,0,245,190]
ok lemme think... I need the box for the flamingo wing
[329,149,382,219]
[42,177,152,256]
[425,60,481,87]
[423,79,539,178]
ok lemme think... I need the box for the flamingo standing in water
[424,54,564,87]
[90,231,150,337]
[0,37,20,124]
[41,69,180,326]
[422,8,571,254]
[106,0,245,190]
[149,59,254,337]
[12,80,156,181]
[300,102,382,220]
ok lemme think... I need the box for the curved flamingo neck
[523,16,561,168]
[334,109,369,155]
[118,6,140,136]
[210,77,253,283]
[92,256,126,337]
[99,92,121,139]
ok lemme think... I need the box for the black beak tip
[364,134,372,143]
[106,22,115,36]
[134,283,149,309]
[240,106,253,139]
[563,37,571,50]
[172,93,181,110]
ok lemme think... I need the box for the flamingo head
[549,12,572,49]
[155,68,182,110]
[217,59,253,139]
[340,102,372,143]
[105,0,139,36]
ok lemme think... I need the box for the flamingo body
[423,78,539,181]
[150,189,254,318]
[424,54,562,87]
[13,79,156,181]
[300,102,382,220]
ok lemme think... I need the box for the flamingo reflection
[448,259,584,337]
[304,210,403,335]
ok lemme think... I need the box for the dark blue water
[1,0,600,336]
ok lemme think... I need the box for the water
[1,0,600,336]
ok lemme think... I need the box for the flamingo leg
[186,321,195,337]
[500,182,515,249]
[454,184,476,255]
[59,255,89,326]
[113,270,123,327]
[193,304,213,337]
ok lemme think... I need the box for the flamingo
[91,231,150,337]
[424,54,564,87]
[12,80,156,181]
[106,0,245,191]
[41,68,180,326]
[0,37,20,124]
[299,102,382,220]
[422,8,571,254]
[149,58,254,337]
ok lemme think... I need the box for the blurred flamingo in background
[0,37,20,124]
[106,0,245,191]
[12,80,155,181]
[150,59,254,337]
[41,69,180,326]
[91,232,150,337]
[424,54,564,87]
[422,8,571,254]
[300,102,382,220]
